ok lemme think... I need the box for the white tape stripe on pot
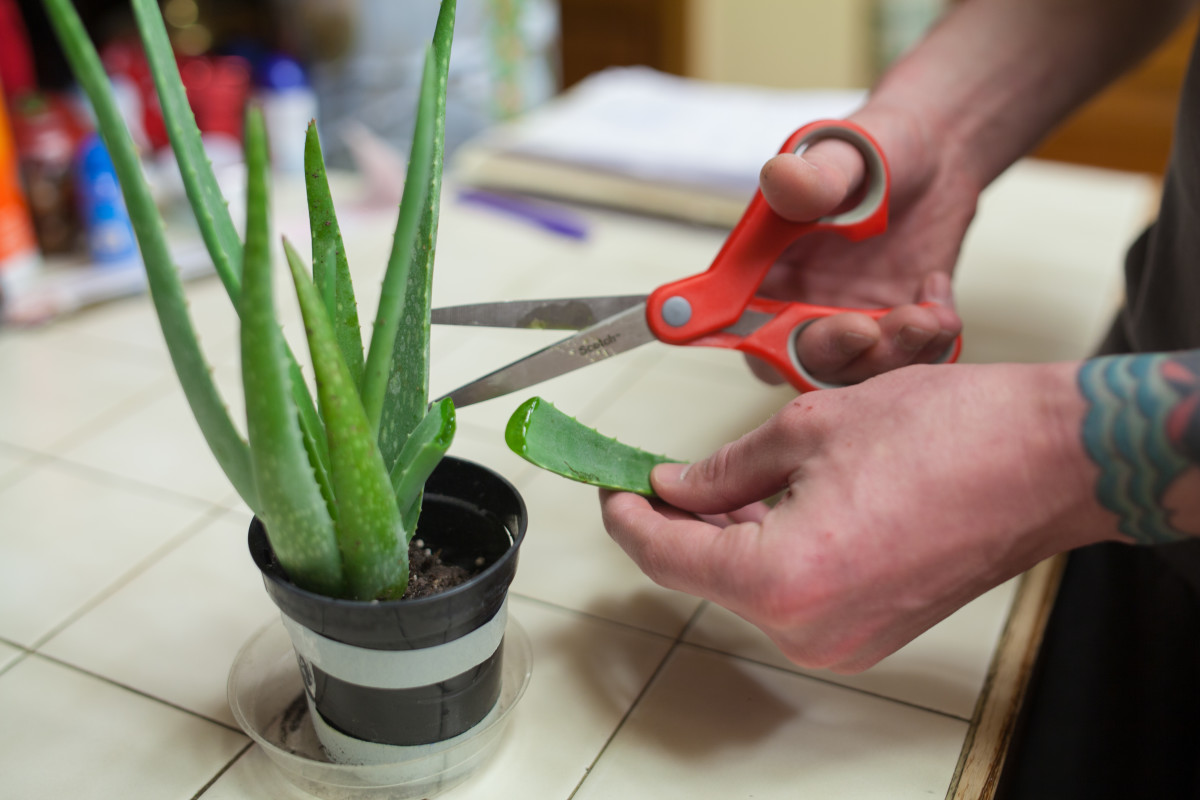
[281,601,507,690]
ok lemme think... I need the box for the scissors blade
[432,295,645,331]
[437,303,655,408]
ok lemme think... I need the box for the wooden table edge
[945,555,1067,800]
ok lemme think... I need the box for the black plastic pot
[249,456,527,760]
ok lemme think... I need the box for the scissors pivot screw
[661,296,692,327]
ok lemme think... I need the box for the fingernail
[923,272,952,305]
[654,462,690,483]
[896,325,929,351]
[837,331,875,357]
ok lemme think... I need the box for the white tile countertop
[0,159,1156,799]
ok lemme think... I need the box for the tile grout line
[191,740,255,799]
[23,649,247,735]
[680,640,975,725]
[29,502,232,653]
[507,592,688,645]
[565,600,709,800]
[512,595,974,725]
[0,633,27,649]
[38,372,179,457]
[29,448,230,513]
[552,594,971,799]
[0,639,33,680]
[676,603,973,725]
[0,448,54,494]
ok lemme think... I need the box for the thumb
[759,137,865,222]
[651,411,812,513]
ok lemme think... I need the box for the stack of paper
[453,67,866,226]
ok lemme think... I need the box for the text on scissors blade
[573,333,620,358]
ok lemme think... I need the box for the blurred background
[552,0,1198,176]
[1,0,1195,320]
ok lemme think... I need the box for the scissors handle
[699,297,962,392]
[646,119,890,347]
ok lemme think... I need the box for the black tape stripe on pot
[281,603,507,689]
[308,645,504,747]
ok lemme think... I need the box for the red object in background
[101,40,168,151]
[101,42,251,150]
[10,92,86,254]
[0,0,36,99]
[180,55,251,142]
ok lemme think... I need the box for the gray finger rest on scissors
[791,125,888,227]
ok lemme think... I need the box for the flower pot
[237,455,528,794]
[227,615,532,799]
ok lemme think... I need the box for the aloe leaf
[376,0,456,470]
[284,240,408,600]
[316,237,336,327]
[129,0,242,299]
[362,44,437,439]
[506,398,680,496]
[305,123,365,389]
[41,0,257,511]
[390,398,456,537]
[241,111,343,597]
[308,236,337,423]
[127,0,332,483]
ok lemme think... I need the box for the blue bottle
[76,133,139,267]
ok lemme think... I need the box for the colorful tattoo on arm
[1078,351,1200,543]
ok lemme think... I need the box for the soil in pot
[401,536,475,600]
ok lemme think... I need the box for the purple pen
[457,188,589,240]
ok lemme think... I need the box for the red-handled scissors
[433,119,962,408]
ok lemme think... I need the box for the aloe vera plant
[43,0,459,600]
[506,397,679,496]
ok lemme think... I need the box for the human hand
[601,361,1122,672]
[753,106,974,386]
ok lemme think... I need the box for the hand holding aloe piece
[43,0,459,601]
[506,398,680,496]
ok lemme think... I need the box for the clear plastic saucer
[228,615,532,799]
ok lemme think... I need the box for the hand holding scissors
[434,120,962,407]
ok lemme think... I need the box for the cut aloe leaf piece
[506,397,679,496]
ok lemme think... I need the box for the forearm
[1078,350,1200,542]
[860,0,1196,188]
